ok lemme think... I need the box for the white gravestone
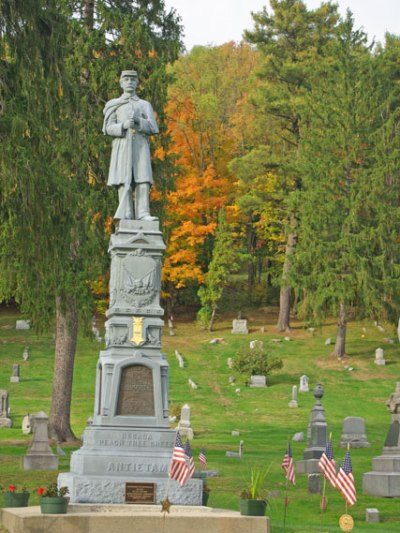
[22,414,33,435]
[10,364,20,383]
[375,347,385,366]
[22,347,29,361]
[289,385,298,408]
[175,350,185,368]
[249,340,264,350]
[16,320,30,330]
[249,375,266,388]
[178,403,193,440]
[299,375,309,392]
[231,319,248,334]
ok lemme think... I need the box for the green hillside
[0,305,399,532]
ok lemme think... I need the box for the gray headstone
[227,357,233,368]
[22,411,58,470]
[231,319,248,334]
[16,320,30,330]
[249,375,266,388]
[324,338,331,345]
[366,508,380,523]
[0,389,12,428]
[292,432,304,442]
[249,340,263,349]
[10,364,20,383]
[339,416,370,448]
[308,473,321,494]
[239,440,244,457]
[299,375,309,392]
[22,347,29,361]
[231,430,240,436]
[375,347,385,366]
[229,376,235,384]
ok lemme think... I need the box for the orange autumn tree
[163,42,260,310]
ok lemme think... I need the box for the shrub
[233,344,283,377]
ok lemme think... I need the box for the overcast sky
[163,0,400,51]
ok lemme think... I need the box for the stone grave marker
[296,384,328,474]
[22,347,29,361]
[363,382,400,496]
[289,385,298,408]
[339,416,370,448]
[22,411,58,470]
[178,403,193,440]
[0,390,12,428]
[227,358,233,368]
[22,414,33,434]
[231,319,248,334]
[324,338,331,345]
[229,376,235,384]
[231,430,240,436]
[188,378,198,390]
[249,340,264,350]
[249,375,266,388]
[10,364,20,383]
[16,320,30,330]
[292,432,304,442]
[299,375,309,392]
[308,473,321,494]
[375,347,385,366]
[226,440,244,457]
[175,350,185,368]
[366,509,380,523]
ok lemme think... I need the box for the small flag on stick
[184,439,196,478]
[199,447,207,469]
[169,431,189,487]
[281,443,296,485]
[318,439,337,488]
[336,450,357,507]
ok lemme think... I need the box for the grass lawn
[0,304,399,531]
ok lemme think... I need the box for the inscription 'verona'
[107,462,168,473]
[117,365,154,416]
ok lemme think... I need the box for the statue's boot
[135,183,158,221]
[114,185,134,220]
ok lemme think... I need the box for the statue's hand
[123,114,136,129]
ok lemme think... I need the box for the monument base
[296,459,321,474]
[0,504,270,533]
[58,473,202,505]
[363,453,400,497]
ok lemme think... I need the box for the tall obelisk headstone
[59,70,202,505]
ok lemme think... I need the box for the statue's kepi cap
[120,70,138,79]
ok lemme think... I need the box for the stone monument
[363,382,400,496]
[299,375,309,392]
[22,411,58,470]
[374,347,385,366]
[339,416,370,448]
[10,364,20,383]
[288,385,298,408]
[59,70,202,505]
[296,383,328,474]
[0,390,12,428]
[177,404,194,440]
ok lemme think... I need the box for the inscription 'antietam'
[117,365,154,416]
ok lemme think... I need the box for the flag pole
[283,475,289,533]
[345,442,350,515]
[320,431,331,533]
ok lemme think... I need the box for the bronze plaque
[125,482,155,504]
[117,365,155,416]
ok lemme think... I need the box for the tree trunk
[208,307,216,332]
[277,224,297,331]
[49,294,78,442]
[332,302,347,357]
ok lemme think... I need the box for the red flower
[38,487,45,496]
[8,486,16,492]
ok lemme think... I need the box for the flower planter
[40,496,68,514]
[239,498,267,516]
[3,492,30,508]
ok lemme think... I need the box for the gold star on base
[160,497,172,514]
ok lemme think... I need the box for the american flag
[318,439,337,488]
[199,447,207,469]
[281,443,296,485]
[336,451,357,507]
[169,431,189,487]
[184,439,196,478]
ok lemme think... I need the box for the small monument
[289,385,298,408]
[249,375,267,388]
[375,347,385,366]
[296,384,328,474]
[22,411,58,470]
[10,364,20,383]
[339,416,370,448]
[249,340,263,350]
[232,317,248,334]
[16,320,30,330]
[0,390,12,428]
[299,375,309,392]
[363,382,400,496]
[22,414,33,435]
[177,403,194,440]
[22,347,29,361]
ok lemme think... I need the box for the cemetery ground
[0,305,399,532]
